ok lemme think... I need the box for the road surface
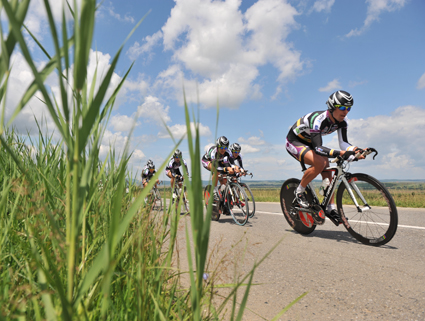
[174,202,425,320]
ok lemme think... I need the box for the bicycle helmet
[326,90,353,111]
[216,136,229,148]
[230,143,241,153]
[146,159,153,166]
[148,163,155,170]
[173,149,182,158]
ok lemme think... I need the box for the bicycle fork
[341,176,372,213]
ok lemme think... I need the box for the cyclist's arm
[310,132,341,158]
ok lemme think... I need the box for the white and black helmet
[230,143,241,153]
[146,159,153,166]
[216,136,229,148]
[326,90,353,111]
[173,149,182,158]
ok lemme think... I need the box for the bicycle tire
[240,182,255,218]
[227,183,249,226]
[153,189,162,212]
[280,178,316,235]
[336,173,398,246]
[183,192,190,214]
[204,185,220,221]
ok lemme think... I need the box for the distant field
[155,181,425,208]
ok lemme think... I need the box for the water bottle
[319,178,330,196]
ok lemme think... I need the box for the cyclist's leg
[300,151,328,188]
[166,170,175,188]
[286,139,326,207]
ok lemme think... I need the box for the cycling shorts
[285,138,312,163]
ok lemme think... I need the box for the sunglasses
[335,105,351,112]
[218,146,228,150]
[232,151,240,154]
[174,156,180,159]
[149,168,155,171]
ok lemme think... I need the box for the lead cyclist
[285,90,367,217]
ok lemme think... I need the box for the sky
[4,0,425,182]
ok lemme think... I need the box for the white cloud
[110,114,139,132]
[159,0,303,109]
[158,122,212,139]
[238,136,266,146]
[345,0,407,37]
[137,96,171,126]
[240,144,261,154]
[310,0,335,13]
[319,79,341,92]
[417,72,425,90]
[127,31,163,61]
[100,1,135,23]
[325,105,425,178]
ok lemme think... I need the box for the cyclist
[285,90,366,214]
[229,143,246,176]
[165,149,189,188]
[141,162,159,189]
[202,136,236,199]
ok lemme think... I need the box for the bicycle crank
[293,204,326,225]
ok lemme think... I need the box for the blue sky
[6,0,425,181]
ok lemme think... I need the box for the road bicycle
[145,181,163,213]
[234,171,256,218]
[280,148,398,246]
[204,174,250,226]
[172,178,190,214]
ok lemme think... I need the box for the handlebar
[331,147,378,163]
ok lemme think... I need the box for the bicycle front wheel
[240,182,255,218]
[227,183,249,226]
[336,173,398,246]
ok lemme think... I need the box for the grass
[250,187,425,208]
[0,1,305,319]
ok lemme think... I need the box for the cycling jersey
[141,167,156,181]
[229,154,244,170]
[202,146,234,172]
[165,158,189,177]
[286,110,353,159]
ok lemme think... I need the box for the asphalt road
[175,202,425,321]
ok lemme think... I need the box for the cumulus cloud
[137,96,171,126]
[319,79,341,92]
[417,72,425,90]
[127,31,163,61]
[158,122,212,139]
[238,136,266,146]
[159,0,304,108]
[310,0,335,13]
[110,114,139,132]
[240,144,261,154]
[345,0,407,37]
[326,105,425,178]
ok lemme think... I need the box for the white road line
[255,211,425,230]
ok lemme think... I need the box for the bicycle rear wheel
[336,173,398,246]
[240,182,255,218]
[227,183,249,226]
[280,178,316,235]
[183,192,190,214]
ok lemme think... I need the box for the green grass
[0,1,302,319]
[250,187,425,208]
